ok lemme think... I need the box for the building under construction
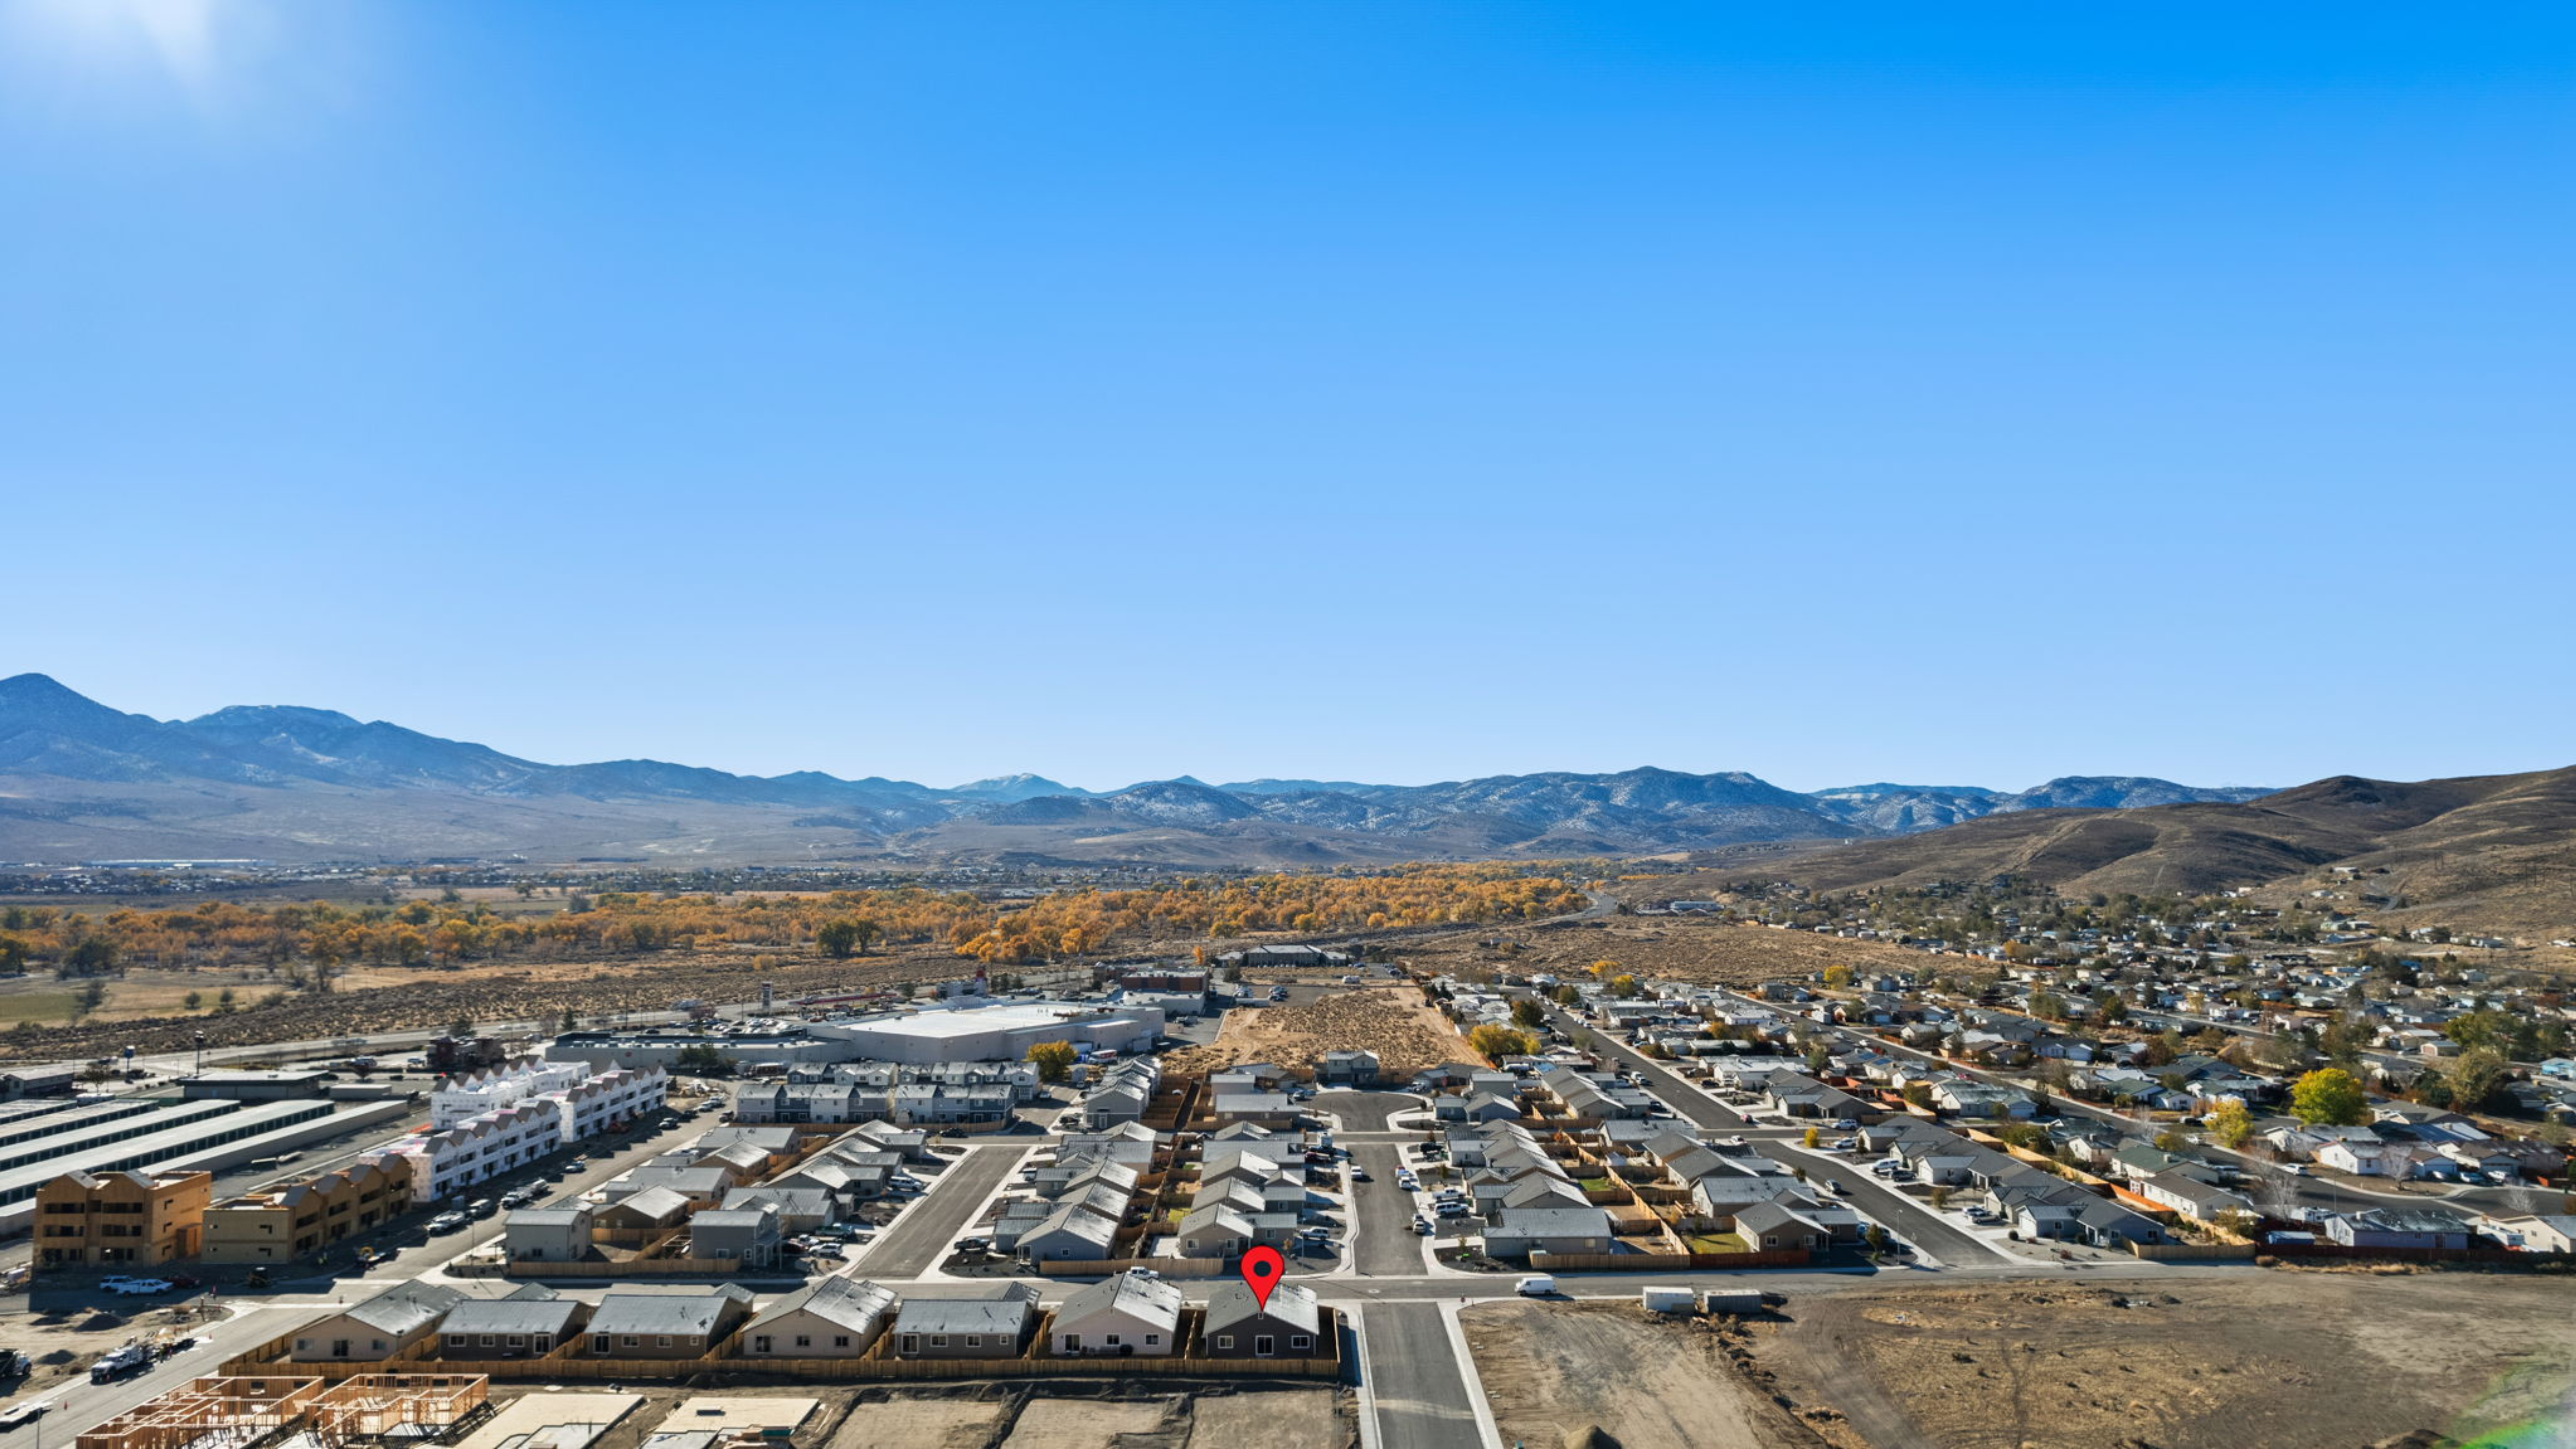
[73,1374,489,1449]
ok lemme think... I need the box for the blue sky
[2,3,2569,793]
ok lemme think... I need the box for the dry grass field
[1164,982,1470,1079]
[1747,1273,2576,1449]
[1463,1300,1831,1449]
[1401,916,1925,990]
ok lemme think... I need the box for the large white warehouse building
[813,1003,1163,1066]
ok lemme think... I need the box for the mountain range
[0,673,2274,868]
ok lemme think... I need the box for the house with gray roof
[1479,1206,1615,1258]
[440,1286,586,1359]
[1017,1202,1119,1262]
[893,1282,1040,1358]
[741,1276,897,1358]
[1201,1279,1323,1358]
[583,1286,754,1359]
[689,1204,783,1267]
[504,1205,594,1264]
[1050,1269,1184,1357]
[293,1281,465,1362]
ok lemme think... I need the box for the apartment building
[34,1169,211,1269]
[392,1100,563,1205]
[203,1153,416,1264]
[433,1061,665,1141]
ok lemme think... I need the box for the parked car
[1435,1201,1470,1218]
[1412,1216,1434,1235]
[955,1237,990,1255]
[1348,1166,1371,1182]
[428,1212,470,1233]
[1829,1118,1859,1131]
[101,1277,172,1296]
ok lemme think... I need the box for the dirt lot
[814,1386,1347,1449]
[1463,1300,1830,1449]
[1180,1388,1345,1449]
[0,940,1046,1062]
[0,1297,230,1397]
[1400,916,1926,992]
[1164,983,1469,1079]
[827,1391,1009,1449]
[1002,1397,1183,1448]
[1748,1273,2576,1449]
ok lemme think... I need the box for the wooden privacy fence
[2263,1243,2576,1267]
[2128,1242,2260,1262]
[508,1257,805,1279]
[1529,1248,1812,1273]
[228,1312,1342,1385]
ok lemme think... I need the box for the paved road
[851,1142,1029,1278]
[1351,1143,1427,1277]
[1520,993,1996,1265]
[1316,1090,1423,1133]
[1361,1301,1482,1449]
[0,1302,322,1449]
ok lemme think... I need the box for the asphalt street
[1358,1300,1482,1449]
[848,1141,1030,1278]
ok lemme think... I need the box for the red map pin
[1238,1245,1285,1309]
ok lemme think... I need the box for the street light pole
[193,1033,206,1077]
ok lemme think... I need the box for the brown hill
[1742,765,2576,941]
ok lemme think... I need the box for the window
[932,1336,948,1348]
[621,1336,638,1348]
[1291,1335,1312,1350]
[1145,1334,1159,1346]
[480,1335,496,1347]
[657,1336,672,1349]
[1106,1334,1121,1346]
[1215,1335,1234,1349]
[833,1335,850,1349]
[793,1336,810,1348]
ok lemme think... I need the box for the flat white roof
[850,1004,1139,1040]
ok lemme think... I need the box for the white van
[1516,1275,1555,1297]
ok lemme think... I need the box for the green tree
[182,990,204,1012]
[63,937,118,978]
[2207,1098,2254,1149]
[2449,1046,2508,1113]
[1467,1024,1538,1064]
[816,920,860,959]
[448,1015,475,1042]
[1511,999,1546,1030]
[674,1043,731,1076]
[70,978,108,1024]
[2290,1067,2369,1127]
[1025,1040,1078,1084]
[0,936,26,976]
